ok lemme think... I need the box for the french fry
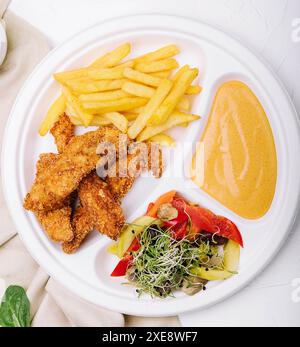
[179,122,189,128]
[53,48,133,84]
[63,87,93,126]
[129,106,145,114]
[128,79,173,139]
[135,59,179,73]
[78,90,130,102]
[123,81,190,111]
[67,79,126,94]
[123,112,138,121]
[151,71,172,78]
[177,96,190,111]
[54,69,89,83]
[173,66,202,95]
[90,43,131,67]
[138,112,200,141]
[123,68,162,87]
[81,97,148,113]
[124,68,200,97]
[65,101,76,118]
[172,64,189,81]
[68,116,82,125]
[67,100,94,127]
[70,115,111,126]
[148,133,176,147]
[148,68,198,125]
[39,94,66,136]
[186,85,202,95]
[123,67,198,94]
[122,81,155,99]
[66,100,92,126]
[88,62,134,80]
[42,43,202,145]
[91,116,113,126]
[117,60,134,68]
[102,112,128,133]
[134,44,180,63]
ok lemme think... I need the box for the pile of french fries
[39,43,202,146]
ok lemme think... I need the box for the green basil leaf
[0,285,31,327]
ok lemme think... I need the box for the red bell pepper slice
[161,202,188,240]
[111,255,133,277]
[171,197,187,211]
[127,237,141,253]
[172,197,243,247]
[212,216,244,247]
[185,205,216,234]
[170,220,188,240]
[111,238,141,277]
[172,198,215,234]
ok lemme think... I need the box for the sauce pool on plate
[191,80,277,219]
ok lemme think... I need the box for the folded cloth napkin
[0,5,179,327]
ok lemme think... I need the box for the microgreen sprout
[125,222,225,298]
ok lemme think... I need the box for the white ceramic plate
[2,15,300,317]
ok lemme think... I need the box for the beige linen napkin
[0,5,179,327]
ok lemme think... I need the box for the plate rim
[2,14,300,317]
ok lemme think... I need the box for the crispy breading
[147,141,164,178]
[78,173,124,240]
[32,115,75,242]
[25,117,163,250]
[62,172,124,253]
[36,152,57,172]
[106,141,163,200]
[50,113,75,153]
[106,176,135,201]
[34,152,74,242]
[101,134,136,200]
[23,126,121,212]
[105,160,136,201]
[37,207,73,242]
[62,207,94,253]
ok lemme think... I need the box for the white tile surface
[8,0,300,326]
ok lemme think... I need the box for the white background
[8,0,300,326]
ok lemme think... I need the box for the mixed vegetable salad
[108,191,243,298]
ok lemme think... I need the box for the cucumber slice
[191,267,232,281]
[224,240,240,273]
[191,240,240,281]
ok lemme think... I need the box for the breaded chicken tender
[24,126,121,212]
[105,160,136,201]
[62,207,94,253]
[25,114,163,250]
[34,144,74,242]
[37,206,73,242]
[50,113,75,153]
[62,172,124,253]
[106,141,163,200]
